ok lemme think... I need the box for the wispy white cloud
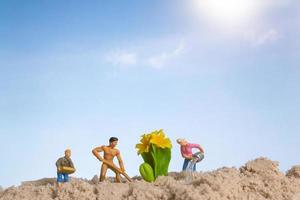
[147,39,186,69]
[104,38,186,69]
[105,50,137,66]
[244,28,281,46]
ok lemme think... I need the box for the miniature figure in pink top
[177,138,204,171]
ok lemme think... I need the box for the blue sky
[0,0,299,188]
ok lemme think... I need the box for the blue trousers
[182,159,196,171]
[57,173,69,183]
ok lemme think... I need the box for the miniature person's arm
[190,143,204,153]
[56,158,62,171]
[92,146,109,164]
[116,151,125,172]
[92,146,104,161]
[197,145,204,153]
[69,158,75,169]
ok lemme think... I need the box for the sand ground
[1,157,300,200]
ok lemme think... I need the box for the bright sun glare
[193,0,263,26]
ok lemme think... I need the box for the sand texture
[1,157,300,200]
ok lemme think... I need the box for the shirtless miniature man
[92,137,125,182]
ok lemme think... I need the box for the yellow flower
[150,129,172,149]
[136,129,172,154]
[136,133,152,154]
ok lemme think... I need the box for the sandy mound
[287,166,300,179]
[1,157,300,200]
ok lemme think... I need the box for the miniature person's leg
[63,173,69,182]
[100,163,108,182]
[182,159,190,171]
[57,173,63,189]
[108,166,121,183]
[115,172,121,183]
[193,163,196,171]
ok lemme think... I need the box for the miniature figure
[92,137,131,182]
[177,138,204,171]
[55,149,75,189]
